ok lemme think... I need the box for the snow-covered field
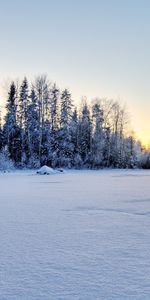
[0,169,150,300]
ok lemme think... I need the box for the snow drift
[37,165,56,175]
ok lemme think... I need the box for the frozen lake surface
[0,169,150,299]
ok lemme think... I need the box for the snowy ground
[0,169,150,300]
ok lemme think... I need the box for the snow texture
[0,169,150,299]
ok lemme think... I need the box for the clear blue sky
[0,0,150,144]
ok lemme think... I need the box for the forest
[0,75,149,169]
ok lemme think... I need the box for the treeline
[0,75,143,169]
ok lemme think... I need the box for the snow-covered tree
[48,83,60,167]
[1,77,142,169]
[78,101,92,165]
[91,102,104,167]
[34,75,50,164]
[58,89,74,167]
[0,110,4,151]
[3,82,19,162]
[17,77,29,163]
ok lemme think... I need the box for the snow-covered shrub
[140,152,150,169]
[57,155,71,168]
[51,152,59,168]
[27,156,41,169]
[0,149,14,171]
[73,153,83,168]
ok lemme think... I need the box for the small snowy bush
[73,153,83,168]
[140,152,150,169]
[0,150,14,171]
[27,156,41,169]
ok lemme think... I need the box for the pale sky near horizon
[0,0,150,145]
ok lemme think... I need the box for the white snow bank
[37,165,56,175]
